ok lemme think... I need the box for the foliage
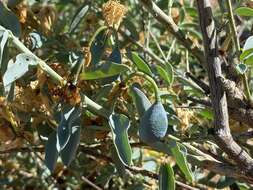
[1,0,253,189]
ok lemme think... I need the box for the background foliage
[1,0,253,189]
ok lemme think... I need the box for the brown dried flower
[32,5,57,36]
[102,0,127,29]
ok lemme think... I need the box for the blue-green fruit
[129,84,151,117]
[139,101,168,143]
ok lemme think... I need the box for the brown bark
[197,0,253,174]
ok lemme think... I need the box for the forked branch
[197,0,253,175]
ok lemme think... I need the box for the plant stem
[150,31,167,62]
[225,0,252,101]
[124,71,160,102]
[83,94,111,119]
[0,25,67,86]
[88,26,108,47]
[0,25,114,120]
[226,0,240,54]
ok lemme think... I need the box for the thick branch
[197,0,253,174]
[138,0,204,64]
[121,27,253,128]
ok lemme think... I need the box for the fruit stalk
[124,71,160,102]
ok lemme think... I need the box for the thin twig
[150,31,167,62]
[225,0,252,100]
[139,0,205,64]
[81,176,103,190]
[0,25,67,86]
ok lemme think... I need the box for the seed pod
[139,101,168,143]
[129,83,151,118]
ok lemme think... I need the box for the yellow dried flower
[14,1,27,24]
[33,5,57,36]
[102,0,127,29]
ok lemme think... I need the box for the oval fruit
[129,83,151,117]
[139,101,168,143]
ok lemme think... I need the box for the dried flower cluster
[102,0,127,29]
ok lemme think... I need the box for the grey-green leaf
[56,105,81,152]
[129,83,151,117]
[128,52,153,76]
[69,5,89,34]
[80,61,129,80]
[159,163,175,190]
[0,30,8,66]
[0,30,9,75]
[3,53,37,96]
[60,124,81,166]
[108,113,132,166]
[156,65,173,86]
[90,27,108,65]
[45,131,59,172]
[235,63,247,74]
[0,2,21,37]
[170,141,193,182]
[111,146,126,177]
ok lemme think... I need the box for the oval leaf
[56,105,81,151]
[0,30,8,67]
[0,30,9,75]
[236,63,247,74]
[111,146,126,177]
[128,52,153,76]
[129,83,151,117]
[45,131,59,172]
[159,163,175,190]
[0,2,21,37]
[240,48,253,61]
[108,113,132,166]
[3,53,37,96]
[235,7,253,17]
[102,46,122,83]
[60,124,81,166]
[80,61,129,80]
[170,141,193,182]
[156,65,173,86]
[90,26,108,65]
[243,36,253,50]
[69,5,89,34]
[109,47,121,64]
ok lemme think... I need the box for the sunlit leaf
[156,64,174,86]
[56,105,81,151]
[235,63,247,74]
[243,36,253,50]
[108,113,132,166]
[128,52,153,76]
[69,4,89,34]
[159,163,175,190]
[240,48,253,61]
[170,141,193,182]
[61,124,81,166]
[3,53,37,96]
[235,7,253,17]
[80,61,129,80]
[0,30,9,75]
